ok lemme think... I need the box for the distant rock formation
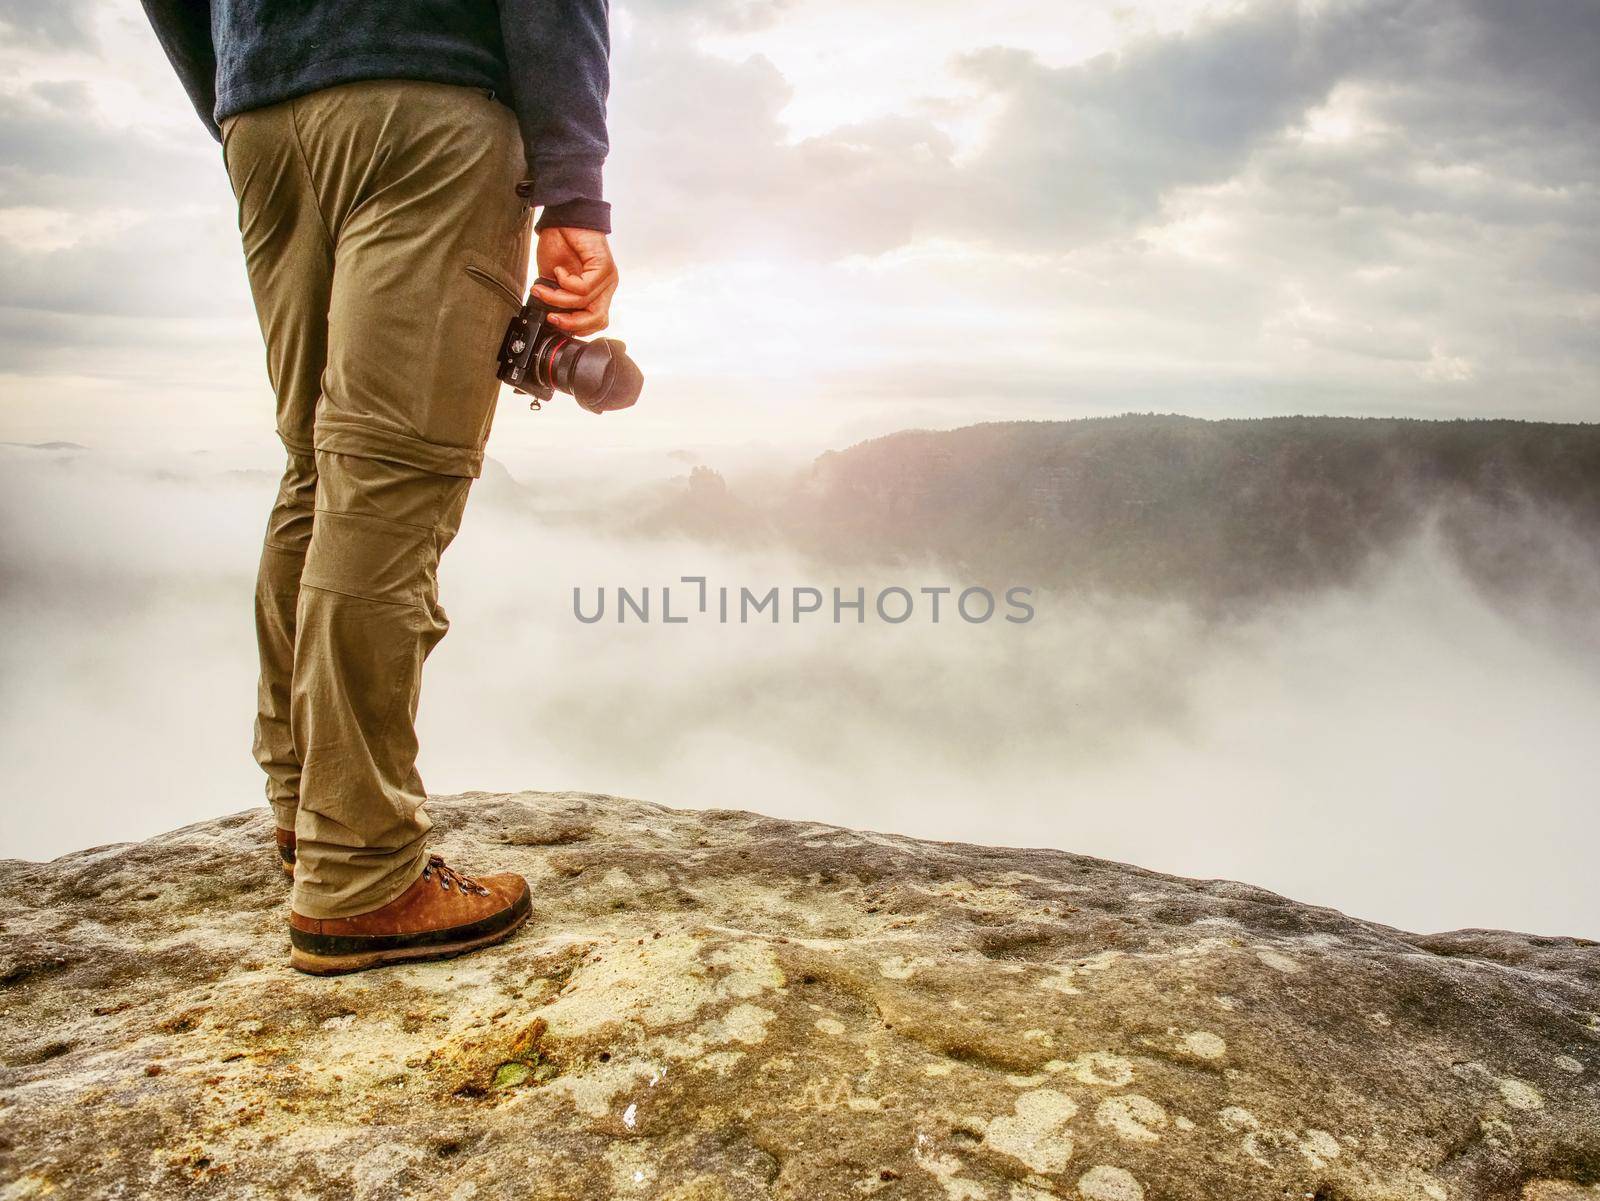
[2,792,1596,1199]
[645,416,1600,608]
[647,463,760,544]
[688,465,729,499]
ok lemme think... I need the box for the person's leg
[256,453,316,840]
[285,452,468,914]
[220,106,333,843]
[284,80,532,919]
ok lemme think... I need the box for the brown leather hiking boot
[275,828,296,877]
[288,856,531,976]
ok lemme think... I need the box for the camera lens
[552,337,644,413]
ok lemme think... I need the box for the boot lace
[421,855,491,897]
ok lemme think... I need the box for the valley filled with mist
[2,414,1596,939]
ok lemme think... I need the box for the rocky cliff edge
[1,792,1597,1200]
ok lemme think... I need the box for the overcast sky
[0,0,1596,458]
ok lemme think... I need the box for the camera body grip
[496,276,643,414]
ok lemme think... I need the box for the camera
[496,276,644,414]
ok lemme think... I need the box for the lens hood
[570,338,644,414]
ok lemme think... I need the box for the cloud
[1379,0,1600,181]
[947,3,1359,244]
[601,0,1600,408]
[0,0,1596,430]
[3,443,1598,938]
[607,24,957,260]
[0,74,251,372]
[0,0,98,50]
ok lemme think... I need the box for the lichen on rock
[1,791,1597,1199]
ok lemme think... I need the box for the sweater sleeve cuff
[535,198,612,233]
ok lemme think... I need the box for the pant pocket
[465,252,528,310]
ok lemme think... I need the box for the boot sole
[289,890,532,977]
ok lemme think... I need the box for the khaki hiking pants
[221,80,532,919]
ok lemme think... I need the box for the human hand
[532,227,618,336]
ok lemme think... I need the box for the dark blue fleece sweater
[139,0,611,232]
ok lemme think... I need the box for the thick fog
[1,441,1596,939]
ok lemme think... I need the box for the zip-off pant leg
[222,80,531,918]
[255,452,317,832]
[222,100,331,834]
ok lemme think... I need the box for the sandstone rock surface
[1,792,1597,1200]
